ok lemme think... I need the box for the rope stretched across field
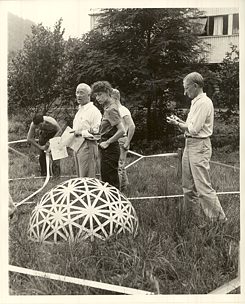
[8,139,240,294]
[9,139,240,207]
[14,153,51,207]
[9,265,154,295]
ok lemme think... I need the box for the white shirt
[118,105,131,135]
[185,93,214,138]
[73,102,102,133]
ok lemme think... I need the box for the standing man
[27,114,62,177]
[167,72,226,223]
[72,83,102,178]
[112,89,135,192]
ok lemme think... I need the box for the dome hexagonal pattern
[28,178,138,242]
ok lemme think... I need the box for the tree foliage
[73,8,208,142]
[217,44,239,111]
[76,9,207,96]
[8,19,65,115]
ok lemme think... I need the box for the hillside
[8,12,35,54]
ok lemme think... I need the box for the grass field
[8,143,240,295]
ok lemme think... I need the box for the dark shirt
[100,103,121,141]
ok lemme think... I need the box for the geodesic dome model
[28,178,138,243]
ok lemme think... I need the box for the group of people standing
[26,72,227,224]
[27,80,135,193]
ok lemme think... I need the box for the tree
[8,19,65,115]
[217,44,239,111]
[75,8,208,142]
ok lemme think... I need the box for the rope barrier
[9,175,77,181]
[144,153,178,158]
[14,153,51,207]
[208,277,240,294]
[8,146,28,158]
[210,160,240,170]
[128,191,240,201]
[8,138,240,295]
[8,139,28,144]
[125,156,144,169]
[128,150,143,157]
[9,265,154,295]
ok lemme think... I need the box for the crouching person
[27,114,61,177]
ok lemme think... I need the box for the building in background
[197,7,239,63]
[89,9,101,31]
[89,7,239,64]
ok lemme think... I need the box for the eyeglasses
[183,83,196,91]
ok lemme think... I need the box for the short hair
[112,88,120,101]
[33,114,44,125]
[183,72,204,88]
[91,81,113,96]
[76,83,91,94]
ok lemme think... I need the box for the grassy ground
[8,146,240,295]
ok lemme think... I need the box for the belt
[185,135,209,139]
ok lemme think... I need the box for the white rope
[128,150,143,157]
[9,175,77,181]
[210,160,240,170]
[8,265,154,295]
[125,156,144,169]
[9,176,46,181]
[8,139,28,144]
[128,191,240,201]
[129,194,183,200]
[8,146,28,158]
[15,153,51,207]
[209,277,240,294]
[144,153,178,158]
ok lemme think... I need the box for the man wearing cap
[112,89,135,192]
[167,72,226,224]
[72,83,102,178]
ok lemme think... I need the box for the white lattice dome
[28,178,138,242]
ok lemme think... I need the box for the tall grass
[8,146,240,295]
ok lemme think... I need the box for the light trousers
[118,137,129,192]
[74,140,98,178]
[182,137,226,220]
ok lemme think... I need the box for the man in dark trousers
[167,72,226,225]
[27,114,62,177]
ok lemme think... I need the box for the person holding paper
[91,81,125,189]
[167,72,226,225]
[72,83,102,178]
[27,114,61,177]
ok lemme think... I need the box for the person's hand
[74,130,82,137]
[123,140,130,150]
[39,145,46,151]
[166,115,178,125]
[44,142,50,150]
[171,115,180,121]
[100,141,110,149]
[82,130,94,138]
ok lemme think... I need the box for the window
[197,15,229,36]
[233,14,239,34]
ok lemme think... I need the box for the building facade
[197,8,239,63]
[89,8,239,64]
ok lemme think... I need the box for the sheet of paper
[60,126,97,152]
[60,126,74,147]
[49,137,68,160]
